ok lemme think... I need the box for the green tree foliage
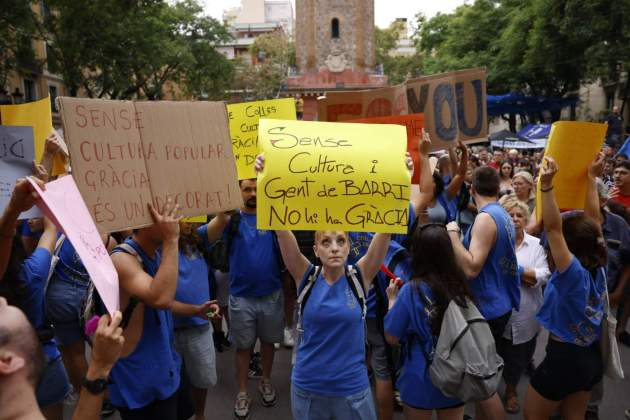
[40,0,233,99]
[415,0,630,98]
[0,1,40,92]
[233,31,293,100]
[374,20,422,84]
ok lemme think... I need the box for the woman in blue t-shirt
[425,142,468,225]
[524,156,606,420]
[383,223,473,420]
[276,229,391,420]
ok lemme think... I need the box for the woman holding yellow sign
[255,154,391,420]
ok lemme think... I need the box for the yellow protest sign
[227,98,296,180]
[257,119,411,233]
[0,96,67,175]
[536,121,606,220]
[182,215,207,223]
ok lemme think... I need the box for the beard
[245,197,257,208]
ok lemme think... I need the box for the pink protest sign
[28,176,119,314]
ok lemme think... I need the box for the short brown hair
[472,166,500,197]
[562,214,607,270]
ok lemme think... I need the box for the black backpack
[207,213,241,273]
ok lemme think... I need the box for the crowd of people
[1,126,630,420]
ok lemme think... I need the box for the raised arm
[585,152,605,226]
[0,178,43,278]
[357,233,391,290]
[412,129,433,220]
[540,157,572,272]
[447,214,496,279]
[276,230,311,288]
[37,217,58,253]
[204,212,231,244]
[446,141,468,200]
[112,201,181,309]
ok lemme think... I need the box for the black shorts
[487,311,511,343]
[530,339,603,401]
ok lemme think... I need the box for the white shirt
[503,232,551,344]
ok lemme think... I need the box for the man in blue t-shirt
[109,199,183,418]
[203,178,283,420]
[447,166,520,419]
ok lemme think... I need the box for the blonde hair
[512,171,536,200]
[499,195,531,223]
[314,230,348,243]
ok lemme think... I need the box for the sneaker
[258,379,278,407]
[101,399,116,417]
[233,392,251,420]
[283,326,295,348]
[248,352,262,379]
[625,408,630,419]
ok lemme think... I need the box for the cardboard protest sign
[348,114,424,184]
[406,68,487,149]
[0,96,67,175]
[317,85,408,122]
[535,122,606,220]
[0,126,41,219]
[28,175,119,314]
[257,119,410,233]
[57,97,242,233]
[227,98,296,179]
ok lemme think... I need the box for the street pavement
[65,330,630,419]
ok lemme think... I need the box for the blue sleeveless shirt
[108,239,181,409]
[463,202,520,320]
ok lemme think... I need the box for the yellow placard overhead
[0,96,66,175]
[227,98,296,180]
[536,121,607,220]
[257,119,411,234]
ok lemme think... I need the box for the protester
[46,231,116,413]
[0,297,124,420]
[523,156,606,420]
[611,160,630,207]
[425,142,468,224]
[511,171,536,214]
[605,105,624,148]
[447,165,520,420]
[507,149,519,166]
[276,228,390,420]
[497,196,550,415]
[108,200,183,419]
[499,161,515,195]
[171,220,220,420]
[603,158,615,190]
[202,179,284,420]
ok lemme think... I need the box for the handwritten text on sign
[227,98,296,180]
[257,119,410,233]
[406,68,487,148]
[58,98,242,233]
[348,114,424,184]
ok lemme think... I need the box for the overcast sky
[201,0,468,28]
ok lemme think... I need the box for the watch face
[83,377,108,394]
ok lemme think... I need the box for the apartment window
[331,18,339,39]
[49,85,58,112]
[24,79,36,102]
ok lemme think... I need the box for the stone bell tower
[287,0,387,119]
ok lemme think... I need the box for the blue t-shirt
[200,212,282,297]
[367,241,412,318]
[537,257,606,346]
[292,264,368,396]
[463,202,520,320]
[54,238,89,282]
[108,239,181,409]
[20,247,60,362]
[384,282,462,409]
[173,248,211,328]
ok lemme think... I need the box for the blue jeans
[291,385,376,420]
[36,356,71,407]
[46,274,90,346]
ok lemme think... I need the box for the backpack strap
[296,265,321,332]
[44,234,66,295]
[111,243,144,329]
[345,265,366,320]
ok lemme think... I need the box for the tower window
[331,18,339,38]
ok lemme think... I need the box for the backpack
[426,297,504,402]
[82,243,141,337]
[292,265,366,364]
[207,213,241,273]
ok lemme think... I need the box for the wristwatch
[81,376,109,395]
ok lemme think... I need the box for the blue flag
[617,136,630,158]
